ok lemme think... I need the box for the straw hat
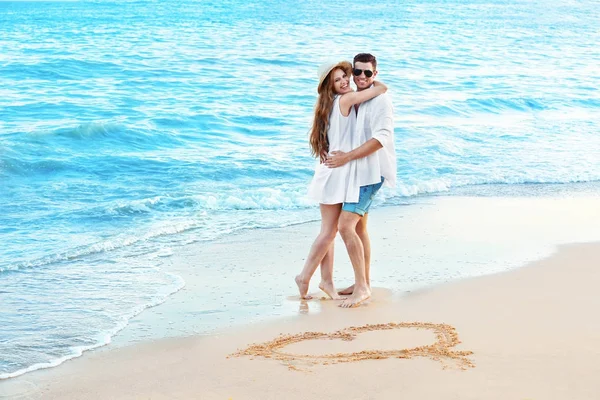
[317,60,351,92]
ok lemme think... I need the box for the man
[324,53,397,308]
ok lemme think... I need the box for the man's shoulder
[378,92,393,103]
[364,92,393,114]
[365,92,393,106]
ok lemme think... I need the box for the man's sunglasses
[353,68,374,78]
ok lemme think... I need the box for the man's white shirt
[352,92,397,188]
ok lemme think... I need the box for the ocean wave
[227,114,286,130]
[1,121,127,177]
[0,154,71,176]
[0,272,185,380]
[395,178,453,197]
[248,57,298,67]
[0,122,184,165]
[0,153,23,176]
[418,97,552,117]
[4,170,598,276]
[52,121,125,139]
[574,98,600,108]
[106,196,165,215]
[21,121,125,140]
[83,170,600,221]
[191,187,314,211]
[43,121,186,150]
[465,97,548,113]
[394,176,600,200]
[2,59,124,81]
[0,220,199,274]
[91,186,316,219]
[1,101,92,119]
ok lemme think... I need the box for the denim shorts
[342,177,384,217]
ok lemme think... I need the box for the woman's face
[331,68,352,95]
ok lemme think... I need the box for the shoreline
[2,241,600,399]
[110,194,600,345]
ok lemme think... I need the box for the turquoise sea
[1,0,599,379]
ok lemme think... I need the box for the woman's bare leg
[318,242,341,299]
[295,204,342,299]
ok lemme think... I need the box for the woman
[295,60,387,300]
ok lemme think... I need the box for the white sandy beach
[2,195,600,399]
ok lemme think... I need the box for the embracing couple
[295,53,397,308]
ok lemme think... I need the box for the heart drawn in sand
[232,322,474,370]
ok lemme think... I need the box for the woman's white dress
[307,96,361,204]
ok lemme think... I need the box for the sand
[2,195,600,399]
[2,242,599,399]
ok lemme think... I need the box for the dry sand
[3,240,600,400]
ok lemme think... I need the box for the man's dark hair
[353,53,377,70]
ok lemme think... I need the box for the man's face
[353,61,377,91]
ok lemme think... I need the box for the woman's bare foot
[319,280,341,300]
[295,275,312,300]
[337,284,355,295]
[339,287,371,308]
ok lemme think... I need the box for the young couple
[295,53,396,308]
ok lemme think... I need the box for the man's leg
[357,213,371,286]
[295,204,342,299]
[337,210,371,308]
[337,213,370,295]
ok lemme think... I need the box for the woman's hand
[373,80,387,91]
[319,149,328,163]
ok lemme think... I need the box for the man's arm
[324,96,393,168]
[323,138,382,168]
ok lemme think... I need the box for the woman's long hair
[309,62,352,159]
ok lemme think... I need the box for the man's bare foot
[339,287,371,308]
[295,275,312,300]
[319,280,341,300]
[337,284,354,295]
